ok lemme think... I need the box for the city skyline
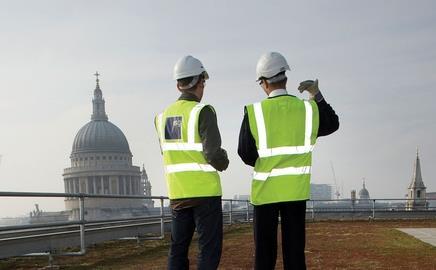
[1,1,435,217]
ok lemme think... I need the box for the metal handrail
[1,192,435,262]
[0,192,170,262]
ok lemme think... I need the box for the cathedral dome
[72,120,131,154]
[358,181,370,199]
[358,188,369,198]
[71,74,131,155]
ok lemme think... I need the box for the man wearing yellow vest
[238,52,339,269]
[155,55,229,270]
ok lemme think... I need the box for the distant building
[358,180,370,206]
[141,165,154,208]
[351,190,357,208]
[427,192,436,209]
[29,204,68,224]
[233,194,250,201]
[230,195,250,209]
[310,184,333,200]
[406,149,427,210]
[63,74,152,220]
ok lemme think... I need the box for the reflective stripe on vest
[253,101,314,158]
[166,163,216,174]
[253,166,312,181]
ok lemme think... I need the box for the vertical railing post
[79,195,86,254]
[372,199,376,220]
[160,197,165,237]
[246,201,250,222]
[229,200,233,225]
[311,200,315,221]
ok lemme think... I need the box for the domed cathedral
[63,73,152,220]
[406,149,427,210]
[358,179,371,206]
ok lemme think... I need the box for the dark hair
[177,76,195,87]
[177,74,204,91]
[269,77,287,88]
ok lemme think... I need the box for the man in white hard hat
[238,52,339,269]
[155,55,229,270]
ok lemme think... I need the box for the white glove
[298,79,320,99]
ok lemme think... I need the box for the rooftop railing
[0,191,435,264]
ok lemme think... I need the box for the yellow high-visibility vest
[246,95,319,205]
[155,100,221,199]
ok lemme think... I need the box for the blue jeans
[168,197,223,270]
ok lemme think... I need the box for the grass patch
[1,220,436,269]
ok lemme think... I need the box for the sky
[1,0,435,217]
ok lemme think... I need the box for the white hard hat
[173,55,209,80]
[256,52,290,80]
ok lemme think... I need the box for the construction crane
[330,161,341,199]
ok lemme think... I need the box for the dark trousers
[254,200,307,270]
[168,197,223,270]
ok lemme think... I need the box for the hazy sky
[1,1,435,217]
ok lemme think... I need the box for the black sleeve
[237,109,258,167]
[316,99,340,137]
[198,105,229,171]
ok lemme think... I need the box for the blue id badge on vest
[165,116,183,140]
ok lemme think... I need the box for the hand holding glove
[298,79,320,98]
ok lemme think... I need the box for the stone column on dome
[64,179,68,193]
[93,177,97,195]
[114,176,120,194]
[109,177,113,194]
[129,175,135,195]
[85,177,89,193]
[70,179,74,194]
[100,176,104,194]
[124,176,128,195]
[70,179,74,193]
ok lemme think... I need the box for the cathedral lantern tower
[406,149,427,210]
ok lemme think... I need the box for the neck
[179,90,201,102]
[265,86,286,96]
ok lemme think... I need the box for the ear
[264,80,270,90]
[177,83,183,92]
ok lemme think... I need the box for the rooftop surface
[1,220,436,269]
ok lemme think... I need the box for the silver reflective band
[258,145,314,157]
[188,104,206,144]
[161,143,202,151]
[253,103,267,150]
[166,163,217,173]
[253,166,311,181]
[303,101,312,147]
[253,100,314,158]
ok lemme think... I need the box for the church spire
[409,147,425,189]
[91,71,108,121]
